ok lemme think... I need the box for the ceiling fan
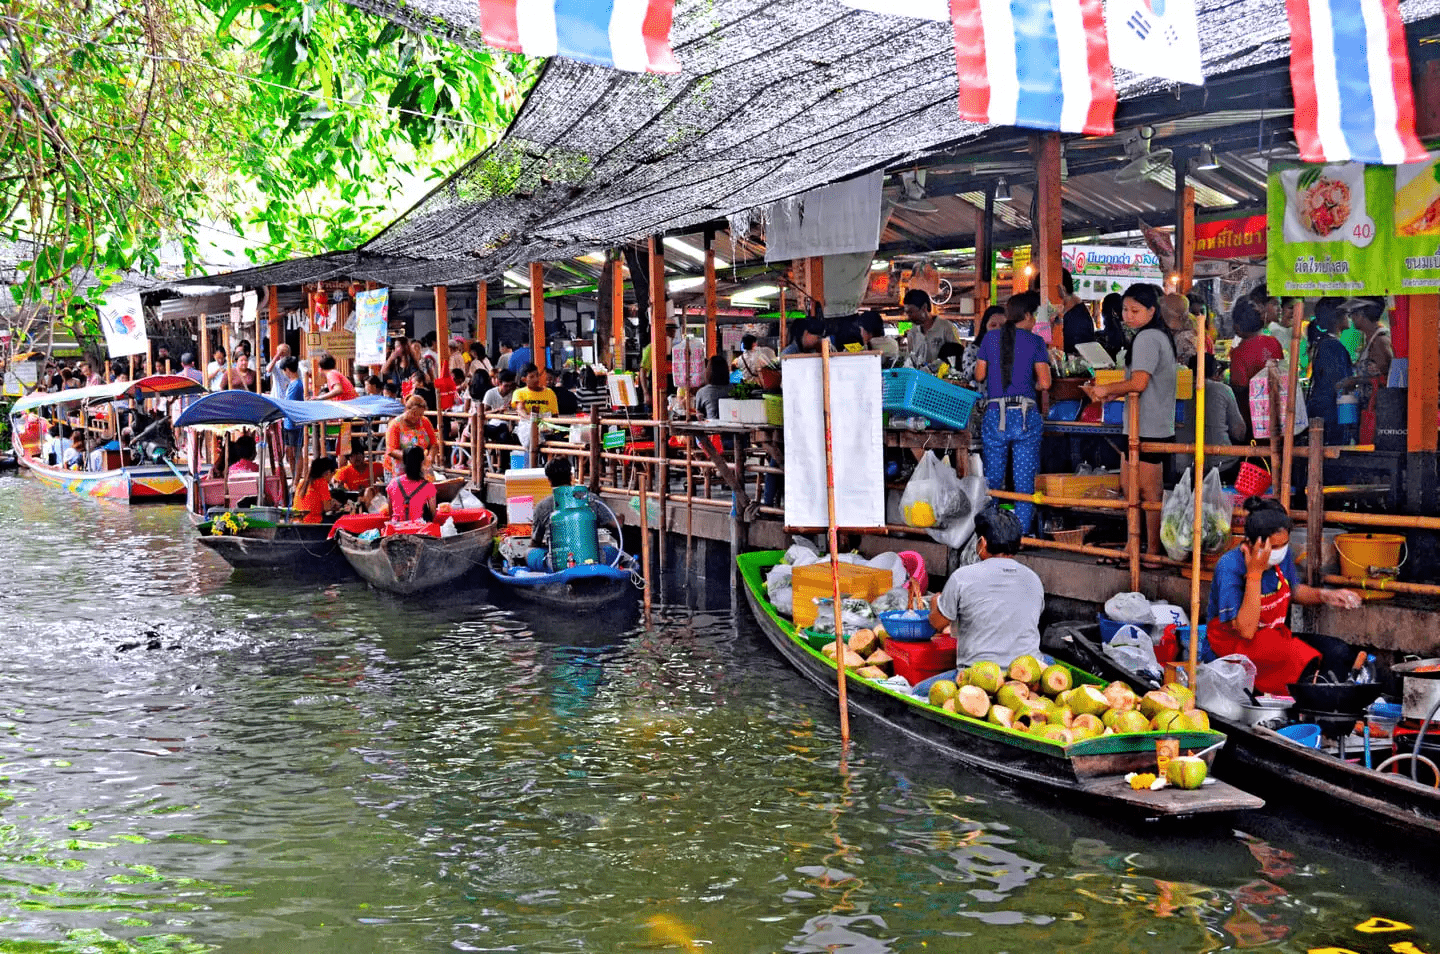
[894,169,939,214]
[1114,126,1174,185]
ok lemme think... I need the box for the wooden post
[640,471,652,620]
[1034,132,1064,350]
[1186,306,1207,688]
[973,197,990,317]
[200,318,210,389]
[146,339,154,378]
[806,256,826,309]
[649,236,669,570]
[475,281,489,351]
[610,256,626,369]
[1408,295,1439,453]
[267,285,281,360]
[434,285,450,372]
[475,403,486,487]
[221,324,232,390]
[589,404,602,495]
[530,262,547,367]
[778,286,788,348]
[1176,185,1196,293]
[821,338,850,746]
[1279,299,1305,507]
[1306,419,1325,587]
[704,234,718,358]
[1126,394,1141,591]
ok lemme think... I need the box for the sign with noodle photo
[1268,162,1390,295]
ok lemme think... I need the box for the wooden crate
[1035,473,1122,498]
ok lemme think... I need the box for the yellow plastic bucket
[1335,533,1406,579]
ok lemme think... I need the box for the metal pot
[1394,658,1440,721]
[1285,682,1382,716]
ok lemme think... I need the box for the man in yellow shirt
[510,363,559,416]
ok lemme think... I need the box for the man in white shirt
[928,508,1044,669]
[482,369,517,441]
[901,289,961,366]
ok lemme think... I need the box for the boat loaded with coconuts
[738,551,1263,819]
[1047,623,1440,840]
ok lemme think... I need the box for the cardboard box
[791,562,894,629]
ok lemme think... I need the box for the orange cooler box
[887,635,958,685]
[791,563,894,629]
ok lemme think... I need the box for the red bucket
[1235,463,1272,498]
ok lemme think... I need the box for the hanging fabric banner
[949,0,1116,134]
[1285,0,1427,165]
[96,292,148,359]
[477,0,679,74]
[354,289,391,366]
[783,353,885,529]
[1105,0,1203,85]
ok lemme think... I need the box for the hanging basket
[1234,462,1272,499]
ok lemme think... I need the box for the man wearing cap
[1339,297,1392,408]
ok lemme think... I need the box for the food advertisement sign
[1060,245,1164,300]
[1267,162,1388,295]
[1393,151,1440,291]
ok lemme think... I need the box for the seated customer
[927,508,1044,668]
[385,446,437,524]
[1206,498,1361,694]
[692,356,731,421]
[295,456,342,524]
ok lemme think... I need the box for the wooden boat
[488,555,637,608]
[8,374,205,503]
[175,391,402,571]
[1046,622,1440,839]
[335,508,497,595]
[738,551,1264,820]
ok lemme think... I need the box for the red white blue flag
[948,0,1116,135]
[1286,0,1426,164]
[476,0,679,74]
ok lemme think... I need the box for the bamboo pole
[1321,574,1440,597]
[1279,299,1304,507]
[1126,394,1141,590]
[820,338,850,747]
[611,256,625,370]
[704,235,718,358]
[640,471,652,620]
[1306,420,1325,587]
[530,263,547,367]
[434,286,450,372]
[1187,311,1207,689]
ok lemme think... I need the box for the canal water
[0,474,1436,954]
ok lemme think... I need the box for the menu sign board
[1060,245,1164,300]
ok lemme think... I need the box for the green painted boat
[737,550,1264,820]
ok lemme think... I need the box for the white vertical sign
[97,292,148,358]
[783,352,885,529]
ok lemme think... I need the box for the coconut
[848,629,878,658]
[1113,710,1152,734]
[927,680,959,708]
[820,645,866,669]
[1015,709,1047,732]
[1165,755,1209,790]
[1103,682,1139,713]
[1070,714,1104,739]
[1101,709,1122,729]
[857,666,888,681]
[942,697,957,712]
[1175,709,1211,732]
[966,660,1005,695]
[1069,685,1111,718]
[1140,690,1181,720]
[1040,664,1073,697]
[995,681,1030,712]
[1054,689,1074,709]
[1038,724,1074,744]
[1008,655,1043,686]
[1058,706,1076,728]
[866,650,893,674]
[1151,709,1184,732]
[952,684,989,719]
[987,704,1015,728]
[1165,683,1196,712]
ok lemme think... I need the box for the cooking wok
[1286,681,1383,715]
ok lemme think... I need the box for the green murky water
[0,474,1436,953]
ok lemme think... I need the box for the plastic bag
[925,473,988,550]
[811,597,878,636]
[865,551,908,590]
[439,518,457,537]
[1249,363,1309,439]
[901,452,962,529]
[765,564,795,617]
[1163,466,1233,561]
[1103,624,1163,681]
[1159,466,1195,561]
[1195,654,1259,721]
[784,541,820,566]
[455,488,483,510]
[1104,592,1154,625]
[870,586,911,614]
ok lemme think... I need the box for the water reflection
[1,474,1439,953]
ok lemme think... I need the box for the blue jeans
[981,404,1043,534]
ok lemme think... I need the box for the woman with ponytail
[974,291,1050,534]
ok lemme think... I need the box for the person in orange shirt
[294,457,342,524]
[384,396,438,480]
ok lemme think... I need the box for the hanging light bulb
[1196,144,1220,171]
[996,178,1012,202]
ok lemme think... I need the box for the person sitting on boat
[1206,498,1361,695]
[295,456,343,524]
[384,395,438,481]
[525,458,610,572]
[926,508,1044,670]
[384,446,438,525]
[63,433,85,470]
[226,436,260,476]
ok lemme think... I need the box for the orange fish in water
[645,914,702,952]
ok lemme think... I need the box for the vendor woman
[1207,498,1361,694]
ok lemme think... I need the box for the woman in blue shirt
[974,291,1051,534]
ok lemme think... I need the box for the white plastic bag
[1104,592,1154,624]
[865,551,908,590]
[439,518,457,537]
[455,488,483,510]
[765,564,795,617]
[1103,624,1163,680]
[811,597,878,636]
[1195,654,1258,720]
[925,473,988,551]
[784,542,820,566]
[901,452,961,529]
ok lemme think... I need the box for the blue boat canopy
[174,391,403,429]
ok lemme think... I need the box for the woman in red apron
[1207,498,1362,695]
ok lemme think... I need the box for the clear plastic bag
[766,564,795,617]
[1104,592,1154,624]
[1103,624,1163,680]
[1195,654,1259,720]
[1159,467,1195,561]
[900,452,962,529]
[811,597,878,636]
[1163,466,1234,560]
[925,473,987,550]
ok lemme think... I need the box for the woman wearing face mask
[1206,498,1361,694]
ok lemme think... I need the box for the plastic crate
[881,369,981,430]
[763,392,784,425]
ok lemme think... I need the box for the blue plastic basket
[881,369,981,430]
[878,609,936,642]
[1047,399,1083,422]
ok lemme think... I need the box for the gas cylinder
[549,485,599,567]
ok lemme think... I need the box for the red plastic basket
[1235,462,1272,498]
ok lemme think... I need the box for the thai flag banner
[1286,0,1426,164]
[949,0,1116,134]
[1106,0,1203,85]
[476,0,679,74]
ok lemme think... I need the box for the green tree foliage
[0,0,535,325]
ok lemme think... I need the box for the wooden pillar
[434,285,450,371]
[1033,132,1064,349]
[778,286,788,348]
[806,256,825,309]
[704,234,718,358]
[475,281,488,351]
[529,262,546,367]
[974,196,991,317]
[649,236,667,407]
[199,318,210,389]
[267,285,281,358]
[1409,295,1438,453]
[1176,184,1196,294]
[611,256,626,369]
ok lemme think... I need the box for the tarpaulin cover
[174,391,403,429]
